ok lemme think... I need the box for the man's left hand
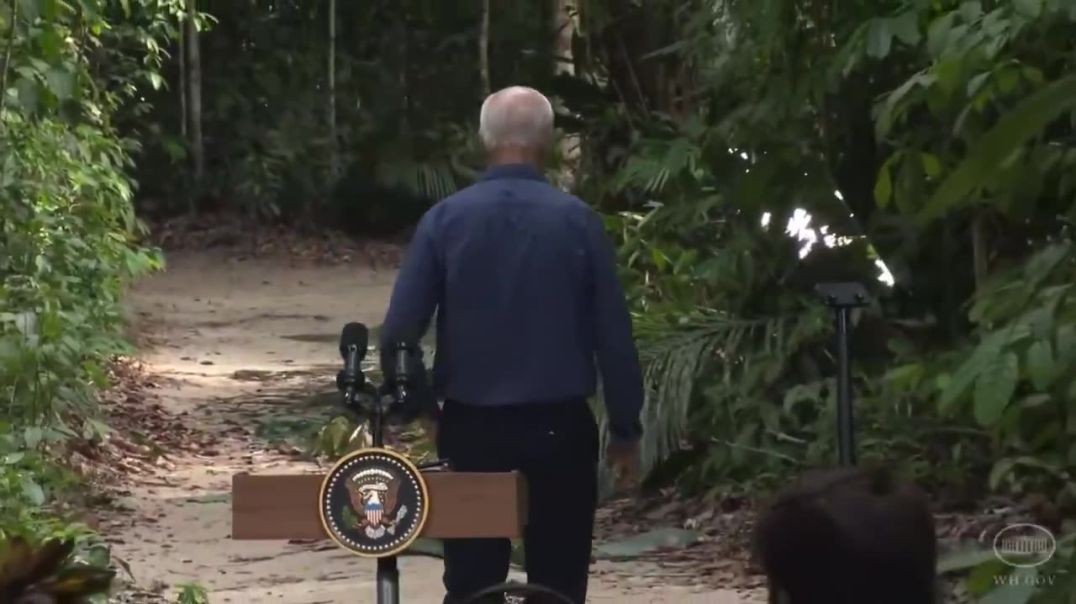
[605,439,641,491]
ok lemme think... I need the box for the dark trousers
[437,399,599,604]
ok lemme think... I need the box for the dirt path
[110,249,762,603]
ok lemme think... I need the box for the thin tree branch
[0,0,19,122]
[479,0,490,96]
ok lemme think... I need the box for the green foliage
[0,0,178,580]
[136,0,555,228]
[563,0,1076,531]
[1,116,161,429]
[313,416,370,459]
[175,582,210,604]
[0,536,115,603]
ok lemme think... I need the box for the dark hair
[753,466,938,604]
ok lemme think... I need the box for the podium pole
[371,395,401,604]
[815,282,869,467]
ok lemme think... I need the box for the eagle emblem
[344,468,409,540]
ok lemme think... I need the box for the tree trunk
[0,0,18,122]
[178,11,187,140]
[328,0,338,177]
[553,0,579,191]
[479,0,491,96]
[185,0,204,197]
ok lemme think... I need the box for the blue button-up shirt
[379,163,644,441]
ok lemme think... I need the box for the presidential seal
[318,448,429,557]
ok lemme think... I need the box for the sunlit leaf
[874,157,893,207]
[973,352,1018,426]
[1025,340,1055,391]
[44,68,74,100]
[20,476,46,505]
[891,11,921,46]
[866,18,893,58]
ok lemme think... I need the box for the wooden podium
[232,469,528,541]
[231,327,537,602]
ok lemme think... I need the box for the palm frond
[613,136,703,194]
[374,156,461,201]
[593,310,821,477]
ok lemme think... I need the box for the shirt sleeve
[585,210,644,442]
[379,213,440,379]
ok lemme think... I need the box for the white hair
[478,86,554,151]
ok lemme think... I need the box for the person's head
[753,466,938,604]
[478,86,554,168]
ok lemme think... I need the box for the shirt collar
[479,163,547,183]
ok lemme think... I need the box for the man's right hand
[605,439,641,491]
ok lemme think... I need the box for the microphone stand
[338,342,414,604]
[815,282,869,467]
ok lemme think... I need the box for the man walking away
[378,86,645,604]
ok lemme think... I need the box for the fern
[613,136,703,194]
[593,308,826,477]
[374,157,460,201]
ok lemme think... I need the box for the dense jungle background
[3,0,1076,602]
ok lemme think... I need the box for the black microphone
[338,323,369,402]
[339,322,369,361]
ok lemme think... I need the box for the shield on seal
[365,500,384,525]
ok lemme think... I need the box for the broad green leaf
[24,426,43,448]
[1024,241,1070,283]
[921,153,942,177]
[882,363,924,389]
[21,475,46,505]
[966,559,1012,595]
[866,19,893,59]
[874,160,893,207]
[44,68,75,101]
[17,0,39,20]
[877,75,934,138]
[933,58,964,96]
[973,352,1018,426]
[927,12,956,57]
[939,342,1000,414]
[978,566,1037,604]
[1014,0,1043,18]
[1026,340,1055,391]
[891,11,921,45]
[920,76,1076,221]
[959,1,984,22]
[967,72,992,97]
[989,456,1019,490]
[997,66,1021,95]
